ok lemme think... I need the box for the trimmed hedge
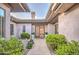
[46,34,66,50]
[21,32,30,39]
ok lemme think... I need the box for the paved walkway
[27,39,51,55]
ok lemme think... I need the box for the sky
[11,3,51,19]
[28,3,51,19]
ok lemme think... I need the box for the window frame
[0,7,6,37]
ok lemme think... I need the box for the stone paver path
[27,39,51,55]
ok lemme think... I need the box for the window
[10,24,14,35]
[55,23,58,34]
[23,25,26,32]
[0,8,5,37]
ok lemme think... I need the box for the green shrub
[6,37,24,55]
[46,34,66,50]
[0,39,6,54]
[56,40,79,55]
[0,37,24,55]
[21,32,30,39]
[26,40,34,49]
[26,42,32,49]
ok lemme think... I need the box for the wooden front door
[35,25,45,38]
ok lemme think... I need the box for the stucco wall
[47,24,55,34]
[16,24,32,38]
[0,4,10,39]
[32,25,35,33]
[58,7,79,41]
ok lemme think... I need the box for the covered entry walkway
[27,39,51,55]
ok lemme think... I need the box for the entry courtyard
[0,3,79,55]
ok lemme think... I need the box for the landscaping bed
[46,34,79,55]
[0,32,34,55]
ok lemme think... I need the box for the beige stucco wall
[58,7,79,41]
[0,4,10,39]
[32,25,35,33]
[47,23,55,34]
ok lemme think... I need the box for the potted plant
[21,32,30,49]
[31,32,35,41]
[45,32,48,38]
